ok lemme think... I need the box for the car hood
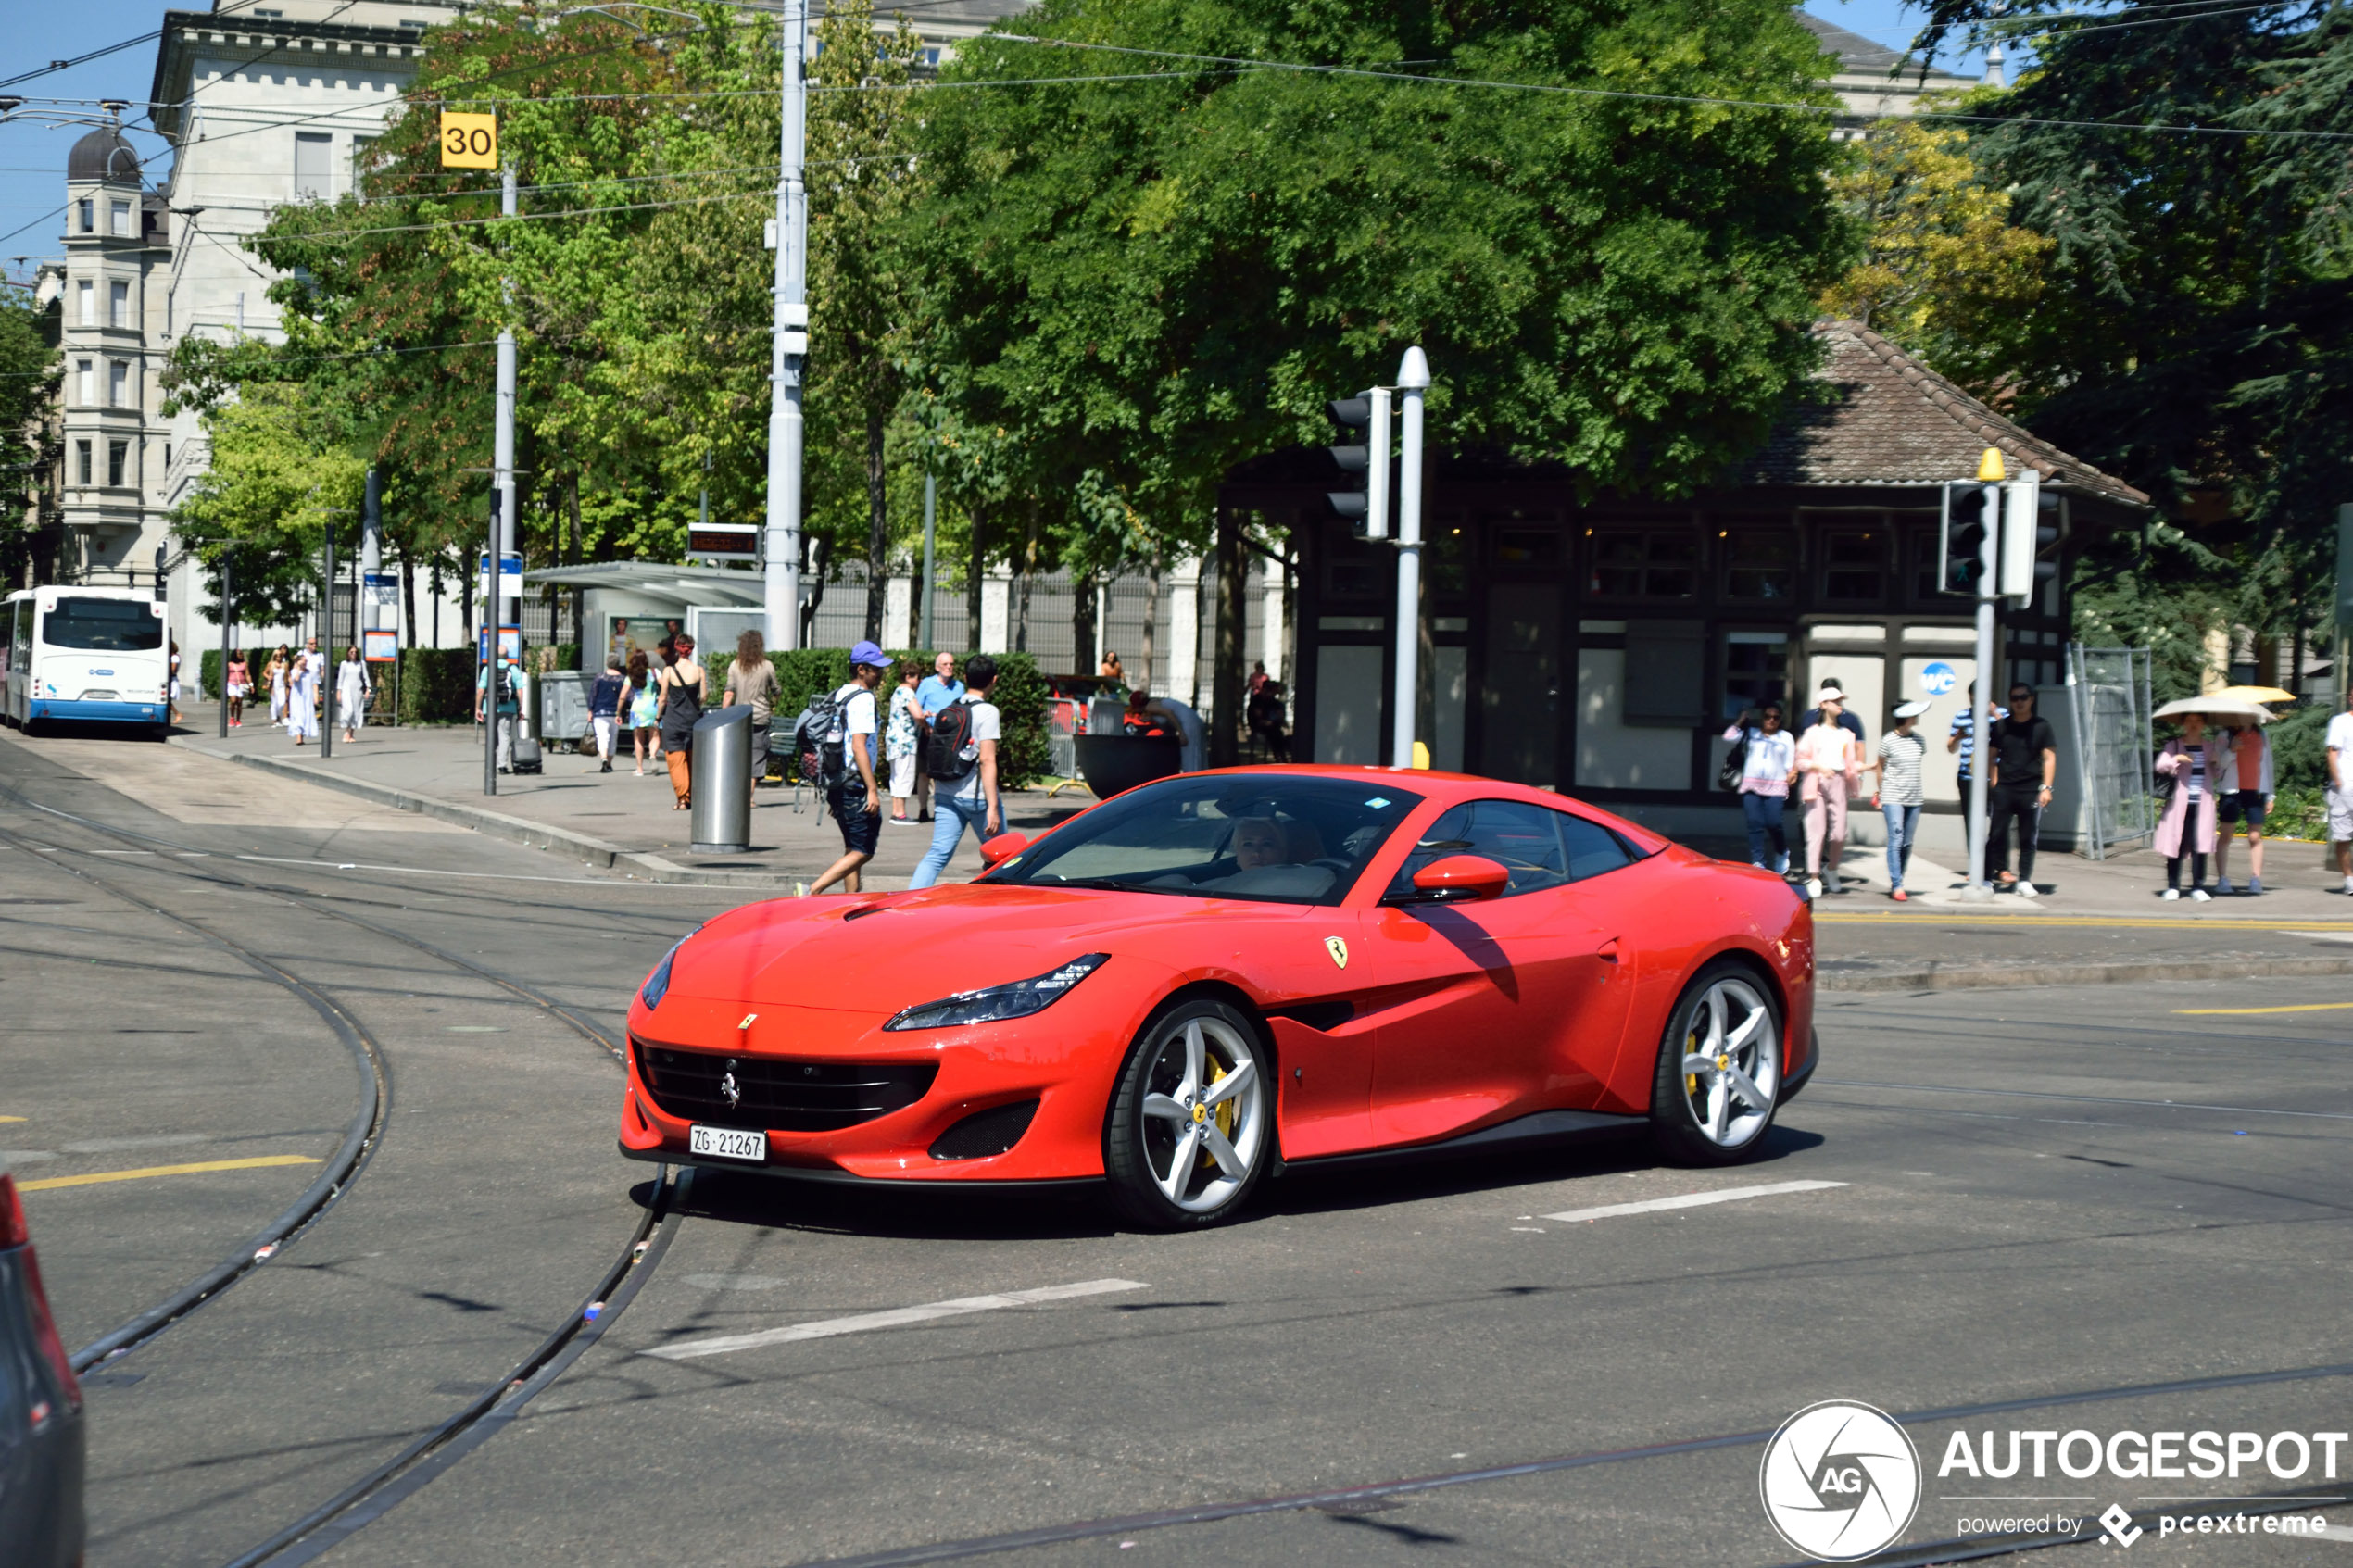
[663,882,1314,1016]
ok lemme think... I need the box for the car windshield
[984,774,1425,906]
[44,596,162,652]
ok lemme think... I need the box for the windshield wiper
[1038,876,1193,896]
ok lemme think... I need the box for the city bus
[2,586,170,737]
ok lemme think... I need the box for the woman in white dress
[335,646,371,742]
[287,637,322,745]
[267,645,291,729]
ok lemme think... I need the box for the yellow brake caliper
[1206,1059,1236,1164]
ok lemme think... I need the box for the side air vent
[928,1098,1040,1161]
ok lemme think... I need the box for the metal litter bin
[511,669,543,774]
[689,704,753,854]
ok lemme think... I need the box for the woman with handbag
[1722,703,1797,874]
[2154,714,2221,900]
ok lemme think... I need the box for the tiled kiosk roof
[1744,320,2149,507]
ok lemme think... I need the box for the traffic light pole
[1961,473,2001,900]
[1391,348,1429,770]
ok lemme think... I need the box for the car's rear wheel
[1649,960,1782,1165]
[1103,998,1273,1230]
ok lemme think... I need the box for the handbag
[1718,728,1751,792]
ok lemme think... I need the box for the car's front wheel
[1650,960,1783,1165]
[1103,998,1274,1230]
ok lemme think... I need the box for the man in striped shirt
[1946,684,2007,797]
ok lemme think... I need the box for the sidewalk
[168,701,1079,889]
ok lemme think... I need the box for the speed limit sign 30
[439,111,497,169]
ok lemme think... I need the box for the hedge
[400,647,478,723]
[698,647,1050,788]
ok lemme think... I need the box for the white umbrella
[2152,696,2270,724]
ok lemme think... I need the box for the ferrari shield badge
[1324,935,1349,970]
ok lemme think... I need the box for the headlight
[883,954,1109,1032]
[638,935,692,1011]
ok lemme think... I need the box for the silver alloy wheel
[1137,1014,1267,1214]
[1679,975,1780,1148]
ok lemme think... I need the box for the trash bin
[689,704,754,854]
[536,671,589,746]
[511,670,544,775]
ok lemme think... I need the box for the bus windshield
[44,597,163,652]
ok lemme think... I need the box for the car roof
[1169,765,1673,855]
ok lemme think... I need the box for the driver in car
[1230,817,1290,871]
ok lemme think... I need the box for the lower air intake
[928,1098,1039,1161]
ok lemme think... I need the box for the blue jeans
[909,791,991,889]
[1741,791,1788,872]
[1882,802,1920,889]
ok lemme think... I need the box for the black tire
[1102,997,1276,1230]
[1649,958,1785,1167]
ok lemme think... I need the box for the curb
[1820,954,2353,994]
[167,736,832,888]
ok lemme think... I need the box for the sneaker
[2160,888,2181,901]
[1891,888,1908,902]
[1806,876,1822,898]
[2190,888,2212,902]
[1823,870,1842,894]
[2214,875,2234,895]
[2246,877,2261,896]
[2018,882,2038,898]
[600,760,612,773]
[2342,876,2353,896]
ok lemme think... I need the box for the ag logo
[1323,936,1349,970]
[1758,1400,1920,1562]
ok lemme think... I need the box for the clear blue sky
[1,0,1982,290]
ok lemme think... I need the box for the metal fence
[2067,644,2154,859]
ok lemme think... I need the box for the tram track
[0,779,702,1564]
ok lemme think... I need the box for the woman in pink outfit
[2154,713,2222,900]
[1795,692,1859,897]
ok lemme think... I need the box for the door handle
[1598,938,1621,963]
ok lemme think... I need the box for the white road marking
[648,1277,1148,1361]
[1541,1179,1846,1224]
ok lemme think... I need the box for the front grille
[929,1098,1039,1161]
[635,1041,937,1131]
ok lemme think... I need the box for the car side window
[1558,812,1635,882]
[1386,799,1569,899]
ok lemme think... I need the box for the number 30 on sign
[439,111,497,169]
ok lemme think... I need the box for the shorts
[2329,785,2353,843]
[830,787,881,857]
[2217,789,2267,828]
[889,751,916,798]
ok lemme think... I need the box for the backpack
[925,696,978,783]
[1718,727,1751,792]
[793,684,865,789]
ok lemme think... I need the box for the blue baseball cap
[849,640,894,669]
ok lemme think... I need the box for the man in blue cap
[809,641,892,896]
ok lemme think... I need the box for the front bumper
[30,698,161,724]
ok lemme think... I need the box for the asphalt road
[5,726,2349,1568]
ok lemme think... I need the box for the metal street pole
[1961,451,2004,899]
[217,554,231,738]
[763,0,809,649]
[1391,346,1430,770]
[321,515,334,760]
[484,163,521,795]
[920,472,936,651]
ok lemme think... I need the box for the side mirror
[979,832,1030,869]
[1410,854,1511,902]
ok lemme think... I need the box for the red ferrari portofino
[620,766,1815,1228]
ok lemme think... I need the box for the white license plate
[689,1123,766,1163]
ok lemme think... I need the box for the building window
[108,360,130,406]
[1821,529,1886,601]
[1721,530,1795,601]
[166,288,174,337]
[295,132,333,200]
[109,280,129,329]
[76,359,94,405]
[78,198,94,233]
[110,201,132,237]
[1722,632,1791,722]
[1587,528,1698,600]
[1493,527,1562,567]
[107,440,129,487]
[77,280,94,327]
[75,440,93,486]
[164,442,173,470]
[350,135,377,198]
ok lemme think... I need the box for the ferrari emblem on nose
[1324,936,1349,970]
[720,1058,742,1110]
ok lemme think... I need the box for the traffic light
[1999,470,2059,604]
[1325,390,1390,539]
[1937,483,1992,596]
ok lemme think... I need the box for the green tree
[902,0,1855,544]
[0,286,58,585]
[170,383,368,628]
[1818,110,2052,395]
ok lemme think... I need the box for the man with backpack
[805,642,892,897]
[908,654,1002,889]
